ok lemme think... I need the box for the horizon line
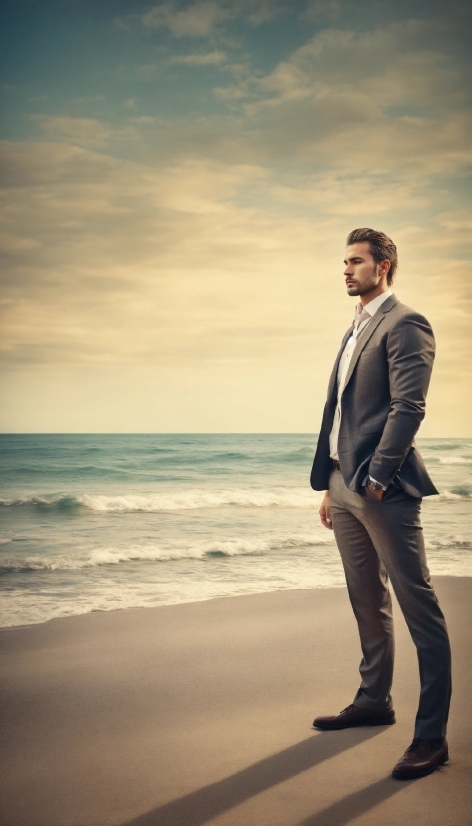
[0,432,469,439]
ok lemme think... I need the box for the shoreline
[1,580,349,632]
[2,571,470,632]
[1,577,471,826]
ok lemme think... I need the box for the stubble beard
[346,268,379,297]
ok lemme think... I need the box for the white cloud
[142,2,228,37]
[169,50,226,65]
[243,1,281,25]
[213,84,249,100]
[216,19,467,114]
[140,0,280,36]
[259,61,311,101]
[271,173,429,215]
[301,0,341,21]
[34,116,136,149]
[207,19,472,182]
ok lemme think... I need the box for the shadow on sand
[120,727,405,826]
[296,774,413,825]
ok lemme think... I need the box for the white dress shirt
[329,289,393,463]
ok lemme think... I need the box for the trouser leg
[360,496,452,739]
[329,469,451,737]
[329,471,394,711]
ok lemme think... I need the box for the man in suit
[310,228,451,780]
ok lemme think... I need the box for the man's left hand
[366,483,384,501]
[366,476,385,502]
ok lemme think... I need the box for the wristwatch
[367,477,384,493]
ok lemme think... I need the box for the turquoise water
[0,434,471,627]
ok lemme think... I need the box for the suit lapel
[341,295,397,393]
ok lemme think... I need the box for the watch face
[368,479,382,492]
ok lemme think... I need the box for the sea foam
[0,488,320,511]
[0,533,336,574]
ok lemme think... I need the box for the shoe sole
[313,717,396,730]
[392,753,449,780]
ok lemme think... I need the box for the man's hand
[319,491,333,530]
[366,484,384,501]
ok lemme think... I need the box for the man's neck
[359,285,390,307]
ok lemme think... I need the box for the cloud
[259,61,311,100]
[169,50,226,65]
[34,116,136,149]
[142,2,228,37]
[301,0,341,21]
[140,0,280,36]
[287,21,466,107]
[240,0,282,25]
[134,63,160,80]
[0,121,469,379]
[270,173,430,216]
[215,18,468,110]
[1,8,471,434]
[0,137,295,370]
[213,83,250,100]
[207,18,471,183]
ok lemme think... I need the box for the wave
[0,488,319,512]
[275,446,315,462]
[8,465,139,478]
[438,456,472,465]
[3,482,472,513]
[426,536,472,551]
[1,530,468,578]
[437,486,472,499]
[0,533,335,574]
[422,441,466,451]
[0,494,83,511]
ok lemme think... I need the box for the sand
[1,576,471,826]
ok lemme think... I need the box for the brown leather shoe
[392,738,449,779]
[313,703,396,730]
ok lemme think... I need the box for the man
[310,228,451,780]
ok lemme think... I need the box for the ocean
[0,434,471,628]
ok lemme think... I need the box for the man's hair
[346,228,398,286]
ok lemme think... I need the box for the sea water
[0,434,470,627]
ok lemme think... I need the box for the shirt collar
[355,288,393,320]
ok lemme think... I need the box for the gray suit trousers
[329,468,451,739]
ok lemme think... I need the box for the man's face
[343,242,382,297]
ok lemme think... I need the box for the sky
[0,0,471,434]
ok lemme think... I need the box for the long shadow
[297,772,426,826]
[120,728,385,826]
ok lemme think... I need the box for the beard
[345,268,379,296]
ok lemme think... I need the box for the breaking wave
[2,483,472,514]
[0,488,318,512]
[0,533,335,574]
[438,456,472,465]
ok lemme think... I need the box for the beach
[1,576,470,826]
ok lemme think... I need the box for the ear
[378,259,390,278]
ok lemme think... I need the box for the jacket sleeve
[368,314,435,487]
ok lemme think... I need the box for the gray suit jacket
[310,294,438,498]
